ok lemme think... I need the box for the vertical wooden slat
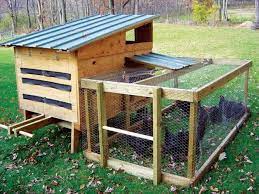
[244,70,249,104]
[153,87,162,185]
[97,82,108,167]
[84,89,92,152]
[187,102,198,178]
[71,124,80,153]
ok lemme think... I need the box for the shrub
[193,0,218,24]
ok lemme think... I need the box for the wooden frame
[80,58,252,187]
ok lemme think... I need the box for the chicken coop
[1,14,252,187]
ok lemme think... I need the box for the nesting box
[1,14,252,187]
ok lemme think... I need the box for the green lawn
[0,24,258,193]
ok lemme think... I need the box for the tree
[109,0,115,14]
[36,0,44,29]
[218,0,229,21]
[253,0,259,29]
[26,0,32,28]
[58,0,67,24]
[4,0,18,34]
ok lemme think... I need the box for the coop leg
[153,87,162,185]
[97,82,108,167]
[244,69,249,105]
[71,125,81,153]
[187,102,198,178]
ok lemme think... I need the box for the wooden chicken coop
[1,14,252,187]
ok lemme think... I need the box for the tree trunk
[109,0,115,14]
[254,0,259,29]
[5,0,17,34]
[36,0,44,30]
[134,0,139,14]
[26,0,32,29]
[59,0,67,24]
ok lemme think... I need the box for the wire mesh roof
[0,14,156,51]
[128,52,200,70]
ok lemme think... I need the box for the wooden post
[244,70,249,104]
[97,82,108,167]
[84,89,92,152]
[153,87,162,185]
[71,124,81,153]
[187,102,198,178]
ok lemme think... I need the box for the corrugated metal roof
[0,14,157,51]
[128,52,200,70]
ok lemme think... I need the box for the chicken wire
[196,74,247,171]
[80,63,248,179]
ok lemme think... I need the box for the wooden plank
[192,112,250,185]
[162,172,191,187]
[84,90,92,152]
[97,82,108,167]
[212,58,252,66]
[20,84,72,104]
[103,126,153,141]
[19,131,34,138]
[125,42,153,52]
[187,102,198,178]
[18,73,72,85]
[0,124,8,130]
[81,79,195,102]
[78,32,125,59]
[153,87,162,185]
[13,116,58,136]
[195,60,252,101]
[174,76,179,88]
[124,95,131,130]
[84,152,191,187]
[244,70,249,104]
[8,114,45,135]
[71,125,81,153]
[44,104,77,122]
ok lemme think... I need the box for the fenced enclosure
[80,59,251,186]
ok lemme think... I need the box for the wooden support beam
[97,82,108,167]
[0,124,8,130]
[71,125,81,153]
[153,87,162,185]
[192,112,250,185]
[84,89,92,152]
[187,102,198,178]
[84,152,192,187]
[124,95,131,131]
[244,69,249,104]
[174,76,179,88]
[195,60,252,101]
[13,116,58,137]
[19,131,34,138]
[8,114,45,135]
[103,126,153,141]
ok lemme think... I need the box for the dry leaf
[210,186,219,192]
[218,152,227,161]
[104,187,114,193]
[170,186,177,192]
[51,180,59,186]
[80,184,85,190]
[198,186,207,194]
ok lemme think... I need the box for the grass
[0,24,258,193]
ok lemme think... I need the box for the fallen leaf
[219,152,227,161]
[170,185,177,192]
[51,180,59,186]
[247,186,254,191]
[5,163,17,170]
[198,186,207,194]
[80,184,85,190]
[104,187,114,193]
[210,186,219,192]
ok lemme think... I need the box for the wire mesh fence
[80,61,249,181]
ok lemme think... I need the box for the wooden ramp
[8,115,59,137]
